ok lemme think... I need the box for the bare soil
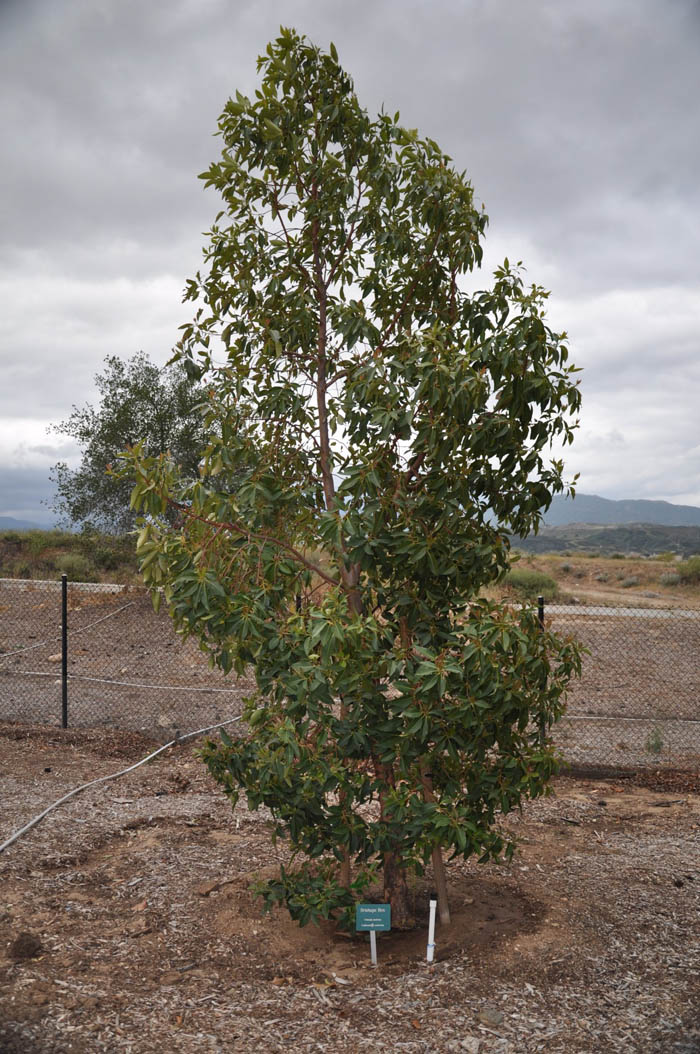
[518,553,700,609]
[1,723,699,1053]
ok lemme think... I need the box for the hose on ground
[0,715,242,854]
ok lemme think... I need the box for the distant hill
[517,522,700,557]
[0,516,45,531]
[544,494,700,528]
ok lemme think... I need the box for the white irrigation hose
[9,670,239,693]
[0,715,242,854]
[0,637,61,661]
[68,601,137,635]
[67,675,237,693]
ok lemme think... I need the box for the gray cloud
[1,0,699,519]
[0,465,58,525]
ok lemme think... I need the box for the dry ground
[512,553,700,610]
[1,723,699,1053]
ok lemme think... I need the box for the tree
[50,353,208,534]
[122,28,582,930]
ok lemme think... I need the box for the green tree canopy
[122,28,581,929]
[50,353,208,534]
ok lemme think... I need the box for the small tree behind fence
[0,578,698,771]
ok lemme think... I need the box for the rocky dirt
[1,722,699,1053]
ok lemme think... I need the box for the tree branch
[166,496,341,589]
[271,183,314,287]
[393,449,428,499]
[312,180,336,514]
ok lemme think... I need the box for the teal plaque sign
[355,903,391,932]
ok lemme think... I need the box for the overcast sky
[1,0,699,525]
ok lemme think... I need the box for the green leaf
[263,118,282,138]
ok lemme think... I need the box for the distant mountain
[518,522,700,557]
[0,516,45,531]
[544,494,700,528]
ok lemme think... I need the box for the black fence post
[537,595,545,748]
[61,574,68,729]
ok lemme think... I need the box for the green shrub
[0,531,22,544]
[78,531,134,574]
[55,553,94,582]
[611,553,625,560]
[560,562,572,573]
[621,576,640,588]
[503,568,558,601]
[594,572,609,582]
[659,572,680,587]
[677,556,700,585]
[26,530,56,556]
[92,547,120,571]
[645,727,664,755]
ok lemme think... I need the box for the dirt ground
[1,723,699,1054]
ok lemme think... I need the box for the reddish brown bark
[373,754,412,928]
[382,849,411,929]
[420,764,451,926]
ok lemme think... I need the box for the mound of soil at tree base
[204,870,544,983]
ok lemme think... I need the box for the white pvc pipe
[427,898,437,962]
[370,929,377,966]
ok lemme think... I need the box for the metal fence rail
[0,578,697,771]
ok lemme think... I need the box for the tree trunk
[399,618,450,925]
[420,764,451,926]
[383,849,411,928]
[312,213,359,892]
[373,754,412,928]
[339,851,351,888]
[338,696,352,889]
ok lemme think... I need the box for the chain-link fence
[0,578,252,737]
[0,579,698,771]
[545,601,699,772]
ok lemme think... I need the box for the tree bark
[420,764,451,926]
[373,754,412,927]
[383,848,411,929]
[338,850,351,888]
